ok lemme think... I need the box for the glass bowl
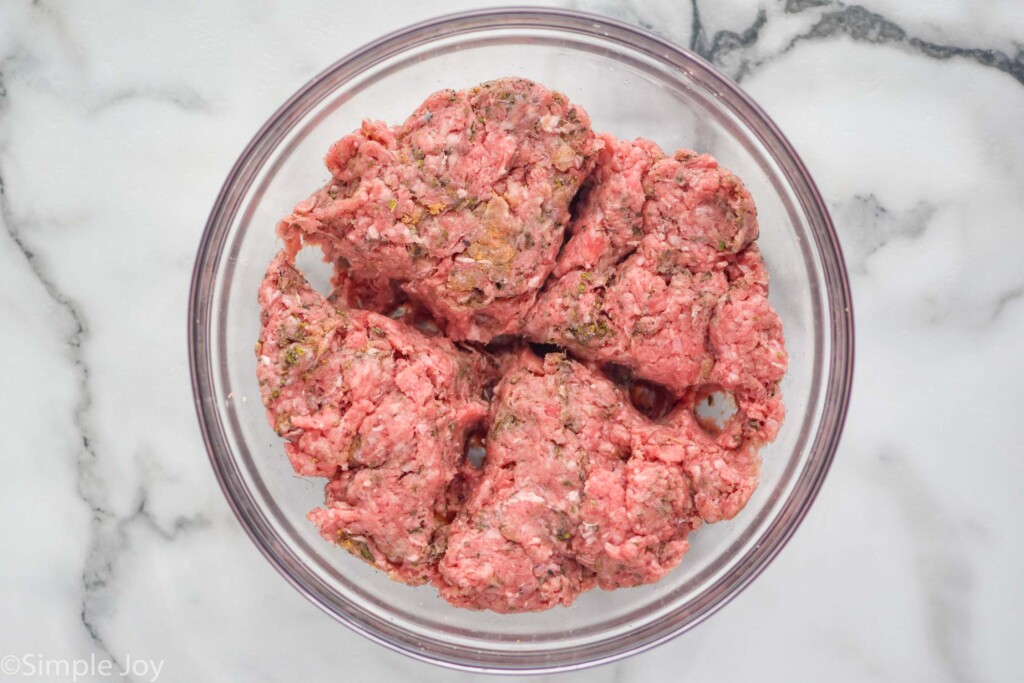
[188,8,853,674]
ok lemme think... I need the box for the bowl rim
[188,5,854,674]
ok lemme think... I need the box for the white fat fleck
[567,491,580,503]
[367,225,379,240]
[527,274,545,287]
[455,256,476,263]
[539,114,561,132]
[509,491,546,505]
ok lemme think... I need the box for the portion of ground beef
[525,137,766,391]
[277,78,600,342]
[256,252,496,585]
[642,149,760,268]
[437,352,701,612]
[553,133,663,276]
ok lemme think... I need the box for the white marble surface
[2,1,1022,681]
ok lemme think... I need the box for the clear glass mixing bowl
[189,8,854,674]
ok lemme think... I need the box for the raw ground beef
[278,78,600,342]
[256,80,788,612]
[438,352,702,612]
[524,136,766,394]
[256,252,496,585]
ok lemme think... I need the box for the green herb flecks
[567,318,611,345]
[283,346,304,366]
[350,540,374,562]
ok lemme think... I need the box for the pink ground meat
[642,149,760,268]
[553,133,663,275]
[257,81,789,612]
[278,78,600,342]
[524,136,768,393]
[256,252,496,584]
[437,352,701,612]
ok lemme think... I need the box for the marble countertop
[3,1,1022,681]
